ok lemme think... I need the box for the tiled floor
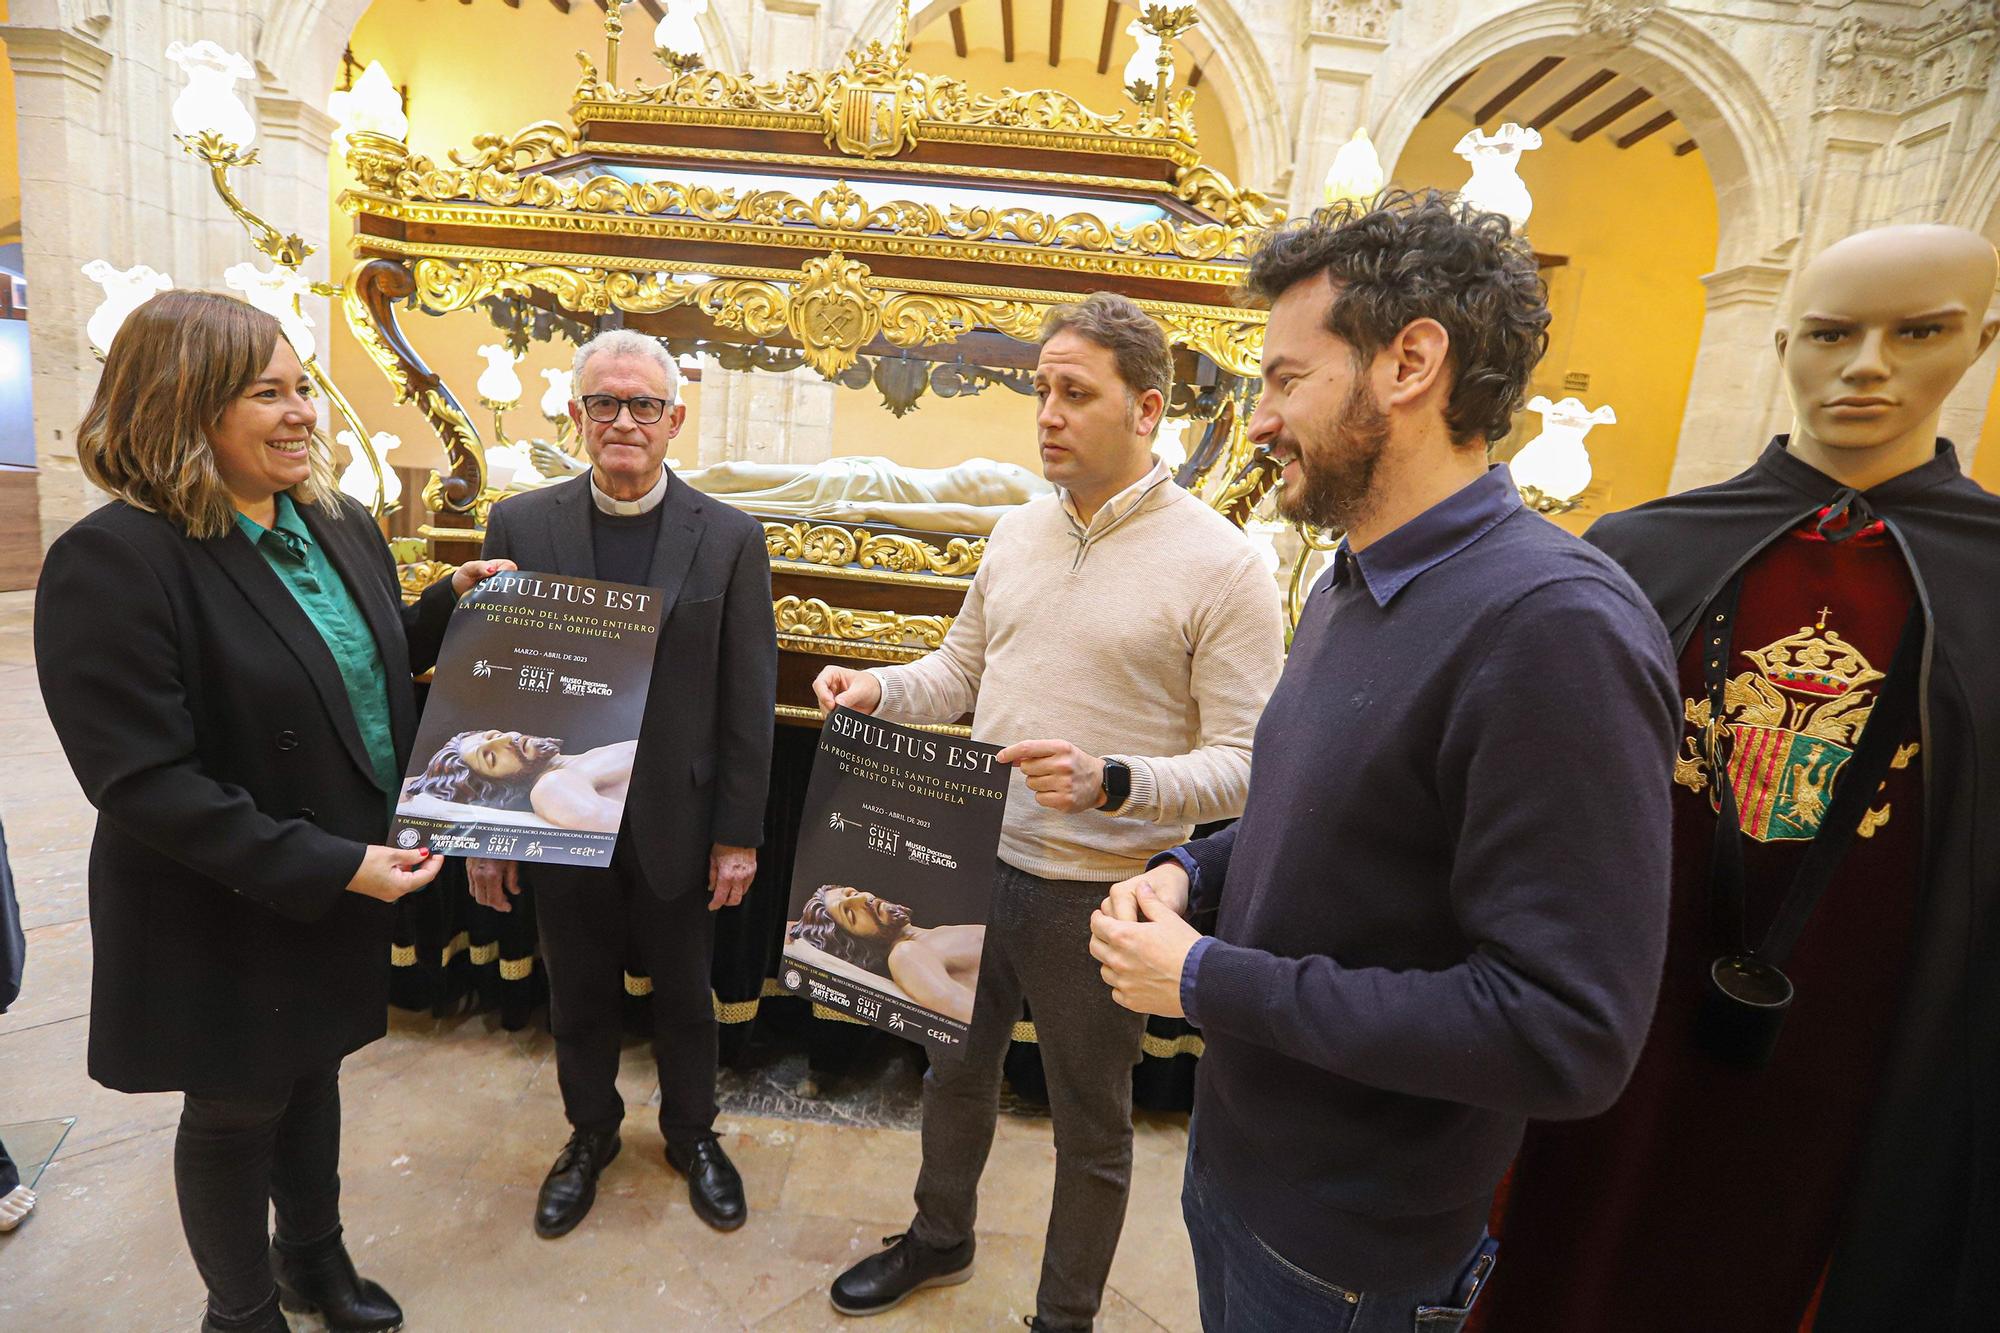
[0,588,1200,1331]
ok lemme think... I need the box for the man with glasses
[466,329,777,1241]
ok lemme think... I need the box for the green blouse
[233,495,399,793]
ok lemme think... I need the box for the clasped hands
[1089,860,1202,1019]
[468,843,757,913]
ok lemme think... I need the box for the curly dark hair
[400,730,558,809]
[788,885,903,977]
[1243,189,1550,446]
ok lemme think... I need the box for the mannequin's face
[1777,226,1999,455]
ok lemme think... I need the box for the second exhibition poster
[783,706,1008,1058]
[390,570,663,867]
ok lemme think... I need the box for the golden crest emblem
[786,252,882,378]
[1678,609,1917,842]
[823,38,918,159]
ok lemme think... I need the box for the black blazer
[35,496,456,1093]
[481,473,776,900]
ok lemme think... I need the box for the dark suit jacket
[480,473,776,900]
[35,496,457,1093]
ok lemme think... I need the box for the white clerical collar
[590,468,668,516]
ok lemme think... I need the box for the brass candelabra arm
[178,133,316,269]
[1285,524,1344,628]
[1517,483,1582,516]
[307,357,397,521]
[1139,5,1200,123]
[605,0,631,87]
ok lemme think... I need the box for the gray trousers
[909,860,1148,1332]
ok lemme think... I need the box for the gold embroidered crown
[1742,627,1879,699]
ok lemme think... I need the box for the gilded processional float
[334,1,1282,1101]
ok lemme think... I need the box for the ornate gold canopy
[342,5,1284,684]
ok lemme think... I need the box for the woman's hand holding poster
[784,707,1007,1058]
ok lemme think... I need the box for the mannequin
[1479,226,2000,1333]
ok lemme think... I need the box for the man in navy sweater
[1089,191,1680,1330]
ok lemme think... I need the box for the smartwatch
[1098,757,1132,812]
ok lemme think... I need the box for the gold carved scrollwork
[375,167,1253,263]
[1173,164,1286,231]
[785,253,882,377]
[397,559,458,604]
[763,522,985,578]
[1161,313,1265,378]
[772,595,955,662]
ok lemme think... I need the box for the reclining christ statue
[528,445,1050,535]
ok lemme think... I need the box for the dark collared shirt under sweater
[1157,465,1680,1291]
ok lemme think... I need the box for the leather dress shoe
[534,1127,621,1239]
[830,1231,975,1316]
[665,1133,746,1232]
[271,1230,404,1331]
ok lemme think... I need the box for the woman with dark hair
[34,290,512,1333]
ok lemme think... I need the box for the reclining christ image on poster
[390,570,663,867]
[783,707,1008,1058]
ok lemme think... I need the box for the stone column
[1287,3,1395,220]
[696,362,838,467]
[3,21,115,548]
[747,0,828,78]
[1665,262,1792,494]
[1939,292,2000,471]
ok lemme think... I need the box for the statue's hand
[530,439,588,477]
[804,500,865,520]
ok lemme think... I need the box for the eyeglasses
[579,393,671,425]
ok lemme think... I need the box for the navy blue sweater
[1176,470,1678,1290]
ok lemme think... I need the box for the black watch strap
[1099,758,1132,812]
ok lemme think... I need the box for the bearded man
[1089,191,1680,1330]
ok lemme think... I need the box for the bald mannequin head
[1777,224,2000,488]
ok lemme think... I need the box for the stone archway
[1372,1,1798,492]
[848,0,1284,190]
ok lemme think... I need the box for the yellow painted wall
[1972,361,2000,492]
[827,370,1044,470]
[1392,109,1719,530]
[908,20,1242,183]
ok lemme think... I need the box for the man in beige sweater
[813,292,1285,1330]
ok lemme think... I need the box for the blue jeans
[1181,1146,1497,1332]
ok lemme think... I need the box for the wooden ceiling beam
[1097,0,1118,74]
[1050,0,1063,66]
[548,0,570,12]
[1528,68,1615,130]
[1570,88,1652,143]
[1615,110,1677,149]
[636,0,665,20]
[950,6,968,57]
[1425,68,1478,117]
[1001,0,1015,62]
[1674,139,1700,157]
[1188,63,1204,88]
[1476,56,1563,126]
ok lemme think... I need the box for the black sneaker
[829,1231,975,1316]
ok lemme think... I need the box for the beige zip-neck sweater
[869,463,1286,882]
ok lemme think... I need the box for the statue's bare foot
[0,1184,36,1232]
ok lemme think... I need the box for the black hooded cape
[1585,437,1998,1332]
